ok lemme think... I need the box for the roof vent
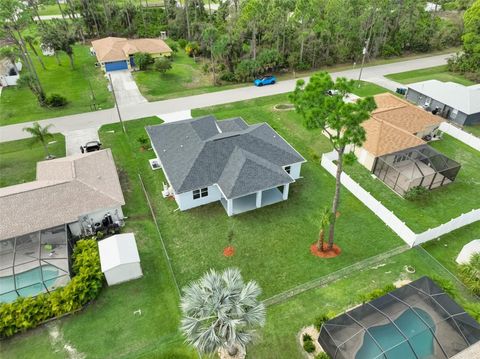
[163,149,167,152]
[180,145,184,148]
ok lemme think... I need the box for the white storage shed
[98,233,142,286]
[456,239,480,265]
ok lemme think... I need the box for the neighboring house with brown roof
[354,93,461,196]
[0,149,125,303]
[91,36,172,72]
[0,149,125,241]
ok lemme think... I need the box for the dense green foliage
[134,52,154,70]
[448,0,480,81]
[314,312,333,331]
[0,239,103,338]
[404,185,431,201]
[458,253,480,295]
[45,93,68,107]
[357,283,397,303]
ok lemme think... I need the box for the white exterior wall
[175,184,222,211]
[104,262,142,286]
[0,74,19,86]
[288,162,302,179]
[68,206,124,236]
[355,147,376,171]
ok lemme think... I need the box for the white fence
[439,122,480,151]
[321,151,480,247]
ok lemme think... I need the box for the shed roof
[98,233,140,272]
[91,37,172,62]
[408,80,480,115]
[146,116,305,199]
[0,149,125,240]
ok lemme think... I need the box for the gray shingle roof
[146,116,305,199]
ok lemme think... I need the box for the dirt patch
[48,324,85,359]
[223,246,235,257]
[274,103,295,111]
[310,243,342,258]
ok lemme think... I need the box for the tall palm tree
[317,208,331,251]
[180,268,266,357]
[23,122,54,159]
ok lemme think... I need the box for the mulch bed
[310,243,341,258]
[223,246,235,257]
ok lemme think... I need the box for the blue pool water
[0,265,59,303]
[356,307,435,359]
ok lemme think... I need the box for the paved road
[65,127,100,155]
[0,53,452,142]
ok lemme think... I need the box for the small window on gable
[193,187,208,200]
[285,166,291,174]
[193,189,200,199]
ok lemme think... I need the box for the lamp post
[108,73,126,134]
[357,36,370,87]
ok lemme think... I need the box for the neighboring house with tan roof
[91,36,172,72]
[406,80,480,126]
[0,149,125,303]
[354,93,461,196]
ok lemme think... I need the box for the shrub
[220,71,236,82]
[464,302,480,321]
[431,276,458,299]
[315,353,331,359]
[154,57,172,74]
[46,94,68,107]
[134,52,154,70]
[303,333,313,342]
[358,283,397,303]
[0,239,103,338]
[234,59,259,82]
[314,313,331,331]
[185,41,200,57]
[177,38,187,49]
[303,339,316,353]
[458,253,480,296]
[165,38,179,53]
[404,186,430,202]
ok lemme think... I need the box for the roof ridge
[0,180,69,198]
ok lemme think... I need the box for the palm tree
[23,122,54,159]
[180,268,266,357]
[317,208,331,251]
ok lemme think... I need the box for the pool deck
[452,341,480,359]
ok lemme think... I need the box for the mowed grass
[0,45,113,126]
[0,125,195,359]
[249,226,480,359]
[343,134,480,233]
[95,94,404,300]
[385,65,475,86]
[0,134,65,187]
[465,125,480,138]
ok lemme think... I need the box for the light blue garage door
[105,60,128,72]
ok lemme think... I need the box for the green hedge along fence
[0,239,103,338]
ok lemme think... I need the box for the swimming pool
[0,265,59,303]
[356,307,435,359]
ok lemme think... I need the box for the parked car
[80,141,102,153]
[254,75,276,87]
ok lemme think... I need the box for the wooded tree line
[46,0,466,78]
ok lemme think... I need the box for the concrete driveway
[108,70,147,107]
[64,127,100,156]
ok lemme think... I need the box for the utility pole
[357,36,370,87]
[108,73,126,134]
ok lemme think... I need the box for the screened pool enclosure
[0,225,72,303]
[318,277,480,359]
[372,145,461,196]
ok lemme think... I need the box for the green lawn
[385,65,475,86]
[37,0,165,16]
[0,134,65,187]
[465,125,480,138]
[342,134,480,233]
[1,92,477,358]
[353,80,394,97]
[0,45,113,126]
[98,94,405,299]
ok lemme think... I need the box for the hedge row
[0,239,103,338]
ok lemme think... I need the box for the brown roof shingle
[0,149,125,240]
[361,93,442,157]
[91,37,172,62]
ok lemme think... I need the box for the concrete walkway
[108,71,147,107]
[0,53,452,143]
[64,127,100,156]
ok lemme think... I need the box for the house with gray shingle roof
[146,116,306,216]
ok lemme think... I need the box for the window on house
[285,166,291,174]
[193,187,208,200]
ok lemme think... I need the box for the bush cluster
[358,283,397,303]
[404,186,430,202]
[0,239,103,338]
[45,93,68,107]
[303,333,316,353]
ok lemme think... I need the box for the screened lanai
[0,224,72,303]
[372,145,461,196]
[318,277,480,359]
